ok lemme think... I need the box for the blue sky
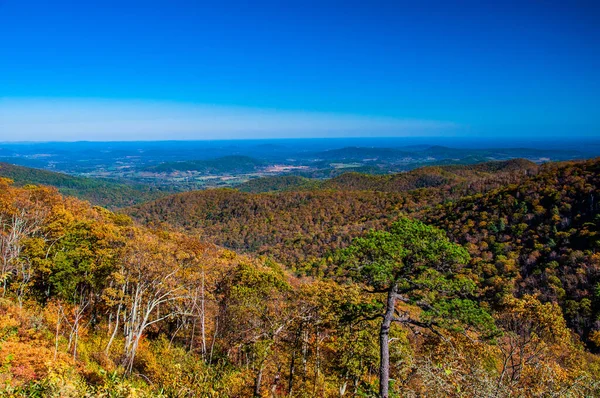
[0,0,599,141]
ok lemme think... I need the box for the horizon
[3,137,600,160]
[2,136,600,155]
[1,1,599,141]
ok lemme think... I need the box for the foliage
[145,155,265,173]
[334,217,494,397]
[126,159,536,270]
[423,158,600,348]
[238,175,319,193]
[0,159,599,396]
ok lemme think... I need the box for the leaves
[0,161,599,396]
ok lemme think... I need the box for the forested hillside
[235,159,538,194]
[128,159,539,267]
[422,158,600,348]
[321,159,538,193]
[0,163,169,209]
[128,158,600,349]
[127,189,405,266]
[1,177,599,396]
[238,175,319,193]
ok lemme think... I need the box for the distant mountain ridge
[314,145,583,161]
[0,141,593,192]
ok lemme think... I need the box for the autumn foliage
[0,159,599,397]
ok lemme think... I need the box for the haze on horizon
[1,1,599,142]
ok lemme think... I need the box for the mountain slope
[237,175,319,193]
[126,189,405,266]
[126,157,600,349]
[322,159,539,192]
[126,160,540,267]
[0,162,168,209]
[2,163,598,396]
[422,158,600,346]
[234,158,537,194]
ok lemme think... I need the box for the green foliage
[335,217,496,342]
[423,298,495,335]
[335,217,494,396]
[146,155,265,173]
[1,160,600,396]
[0,162,170,209]
[424,158,600,346]
[337,217,470,292]
[47,221,123,301]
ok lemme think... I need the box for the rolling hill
[235,158,538,194]
[422,157,600,347]
[144,155,266,174]
[127,157,600,349]
[237,175,319,193]
[127,159,540,266]
[0,162,169,209]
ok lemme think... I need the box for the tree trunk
[200,270,207,358]
[288,347,296,396]
[379,284,397,398]
[254,363,264,397]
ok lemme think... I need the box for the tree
[0,201,47,299]
[217,261,292,397]
[336,217,493,398]
[495,295,573,395]
[115,229,189,373]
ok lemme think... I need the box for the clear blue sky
[1,0,599,140]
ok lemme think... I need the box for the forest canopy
[1,158,599,396]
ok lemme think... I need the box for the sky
[0,0,599,141]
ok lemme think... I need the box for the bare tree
[0,207,46,299]
[116,231,189,373]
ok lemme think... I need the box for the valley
[1,139,597,192]
[1,148,599,396]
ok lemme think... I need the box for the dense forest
[238,176,319,193]
[127,189,404,266]
[422,159,600,349]
[127,159,539,267]
[1,158,600,396]
[236,159,538,194]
